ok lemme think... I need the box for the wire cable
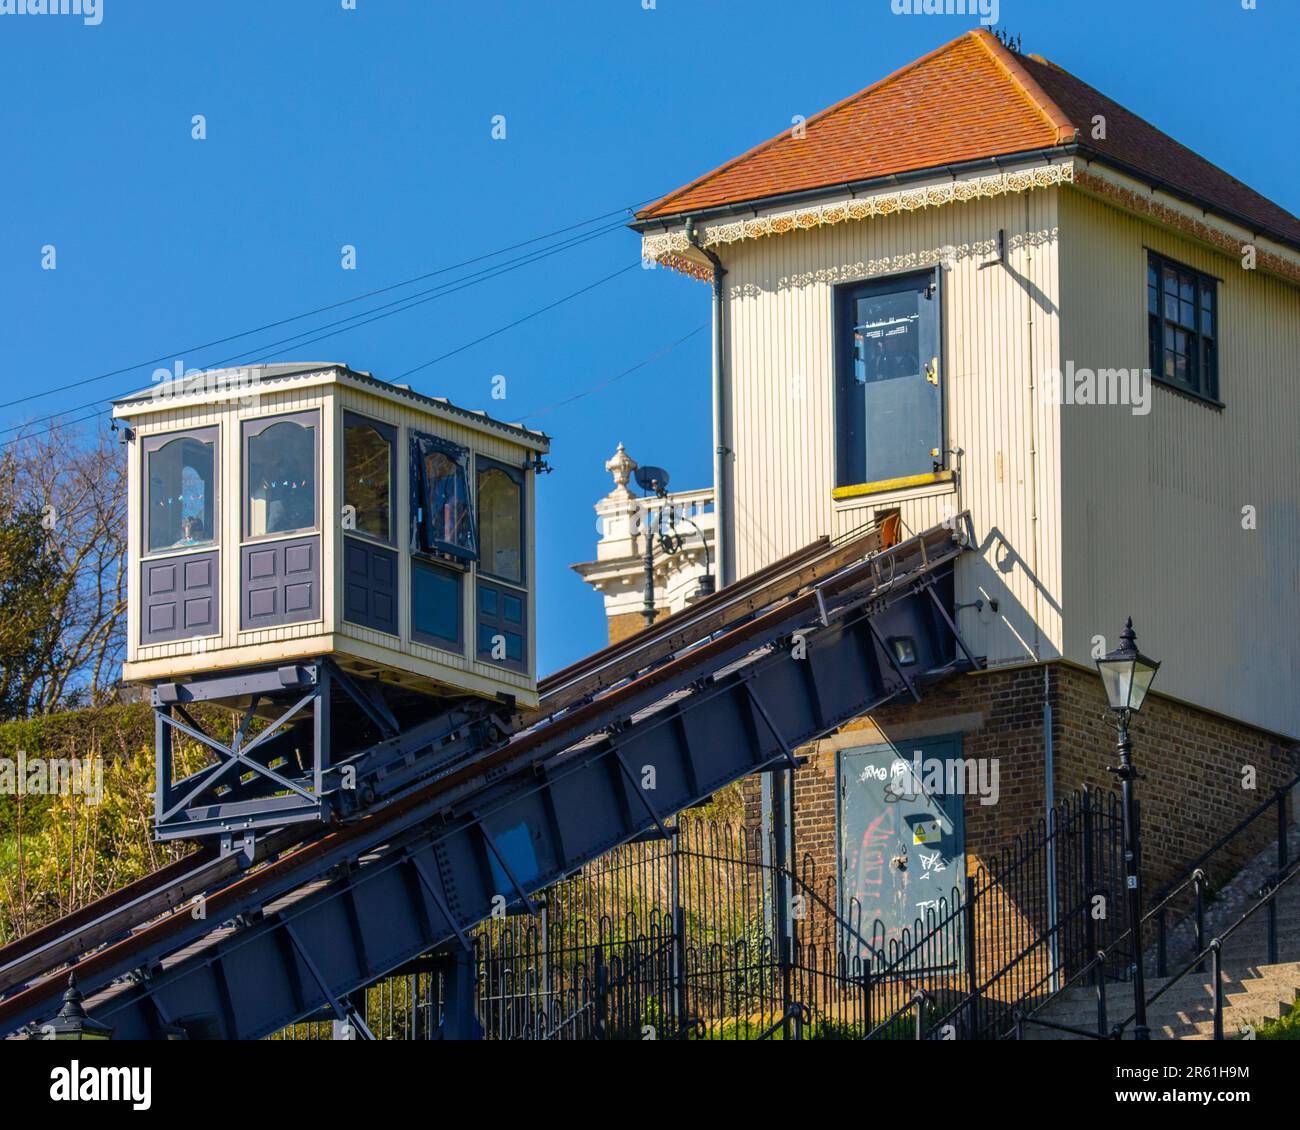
[0,196,660,413]
[2,220,629,439]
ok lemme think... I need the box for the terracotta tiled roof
[1016,52,1300,247]
[635,29,1300,249]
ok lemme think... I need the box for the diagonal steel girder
[86,583,959,1036]
[1,528,970,1038]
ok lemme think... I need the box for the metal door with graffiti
[838,736,965,969]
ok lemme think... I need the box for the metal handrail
[864,990,931,1041]
[941,771,1296,1040]
[758,1002,807,1041]
[1110,853,1300,1040]
[1149,771,1298,905]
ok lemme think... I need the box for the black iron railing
[861,787,1127,1040]
[1014,771,1298,1041]
[270,771,1293,1041]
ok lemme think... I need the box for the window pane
[1149,253,1218,402]
[412,560,461,647]
[853,290,922,383]
[344,422,391,541]
[477,579,527,671]
[478,624,523,662]
[411,434,476,560]
[148,436,215,552]
[502,593,523,624]
[248,419,316,537]
[478,466,522,582]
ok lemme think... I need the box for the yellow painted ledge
[832,469,955,501]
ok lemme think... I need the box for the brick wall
[1050,663,1294,895]
[606,609,671,646]
[741,660,1296,982]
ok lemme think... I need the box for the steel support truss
[1,519,976,1038]
[40,544,971,1039]
[152,659,506,846]
[154,662,333,844]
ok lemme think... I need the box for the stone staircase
[1025,835,1300,1040]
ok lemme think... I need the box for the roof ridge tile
[637,31,1004,222]
[968,28,1078,144]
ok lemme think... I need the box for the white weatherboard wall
[717,187,1064,669]
[1058,189,1300,739]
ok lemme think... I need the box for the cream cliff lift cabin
[112,362,549,844]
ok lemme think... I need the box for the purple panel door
[241,535,321,630]
[141,551,220,644]
[343,537,398,635]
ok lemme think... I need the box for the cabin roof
[633,29,1300,253]
[112,362,551,451]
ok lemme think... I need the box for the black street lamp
[635,465,671,628]
[1096,617,1161,1041]
[40,973,114,1041]
[632,462,717,624]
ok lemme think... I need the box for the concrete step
[1026,823,1300,1040]
[1029,959,1300,1040]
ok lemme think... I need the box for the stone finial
[605,442,637,498]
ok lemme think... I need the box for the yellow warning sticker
[912,821,941,845]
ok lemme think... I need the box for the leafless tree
[4,420,127,712]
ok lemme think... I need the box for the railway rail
[0,513,974,1039]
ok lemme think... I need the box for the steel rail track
[0,520,898,1018]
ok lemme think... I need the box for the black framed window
[477,458,524,583]
[410,432,477,562]
[476,579,526,672]
[1148,251,1219,403]
[144,427,218,554]
[411,557,462,651]
[244,410,319,539]
[343,413,396,544]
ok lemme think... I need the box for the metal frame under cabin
[113,365,549,845]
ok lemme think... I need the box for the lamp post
[1096,617,1161,1041]
[635,465,671,628]
[40,973,114,1041]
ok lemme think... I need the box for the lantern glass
[1096,619,1160,713]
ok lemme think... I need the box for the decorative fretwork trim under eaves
[1071,167,1300,287]
[642,158,1300,288]
[641,162,1075,278]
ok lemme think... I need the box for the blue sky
[1,0,1294,674]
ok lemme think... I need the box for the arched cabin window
[245,413,319,539]
[146,431,217,554]
[343,415,395,543]
[477,461,523,584]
